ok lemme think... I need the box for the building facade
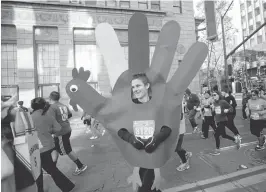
[239,0,266,49]
[1,0,199,107]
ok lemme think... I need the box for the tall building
[239,0,266,49]
[1,0,200,107]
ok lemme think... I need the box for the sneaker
[201,135,207,139]
[193,127,198,133]
[210,149,221,156]
[237,135,242,140]
[235,137,241,150]
[176,162,190,171]
[73,164,88,176]
[255,145,265,151]
[185,152,192,161]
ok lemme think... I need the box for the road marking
[220,141,257,151]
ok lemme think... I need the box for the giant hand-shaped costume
[66,13,207,189]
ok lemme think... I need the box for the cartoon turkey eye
[70,85,78,92]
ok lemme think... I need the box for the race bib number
[133,120,155,139]
[59,107,68,121]
[251,113,260,120]
[215,106,221,114]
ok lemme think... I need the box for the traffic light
[204,1,218,41]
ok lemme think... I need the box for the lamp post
[221,0,234,90]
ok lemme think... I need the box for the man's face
[132,79,149,100]
[212,93,219,101]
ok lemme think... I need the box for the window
[119,0,130,8]
[105,0,117,7]
[35,27,60,96]
[173,0,182,14]
[150,46,155,65]
[248,12,252,19]
[74,44,101,82]
[255,7,260,16]
[243,29,247,37]
[257,35,263,44]
[246,0,251,7]
[249,25,253,32]
[36,44,60,84]
[138,0,148,9]
[250,38,255,47]
[256,21,261,29]
[151,1,160,10]
[240,3,245,10]
[1,25,18,96]
[1,44,17,86]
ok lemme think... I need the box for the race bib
[215,106,221,114]
[251,113,260,120]
[205,108,209,112]
[133,120,155,139]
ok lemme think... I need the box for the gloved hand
[118,128,145,150]
[145,126,171,153]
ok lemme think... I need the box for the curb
[163,164,266,192]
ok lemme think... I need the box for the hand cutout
[66,13,208,168]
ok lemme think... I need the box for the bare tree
[196,0,238,82]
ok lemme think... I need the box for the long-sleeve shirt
[49,102,72,136]
[186,93,200,110]
[31,109,61,153]
[212,100,233,122]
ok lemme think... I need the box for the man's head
[185,88,191,96]
[131,73,151,103]
[49,91,60,103]
[212,91,221,101]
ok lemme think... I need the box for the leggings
[40,149,75,192]
[174,134,187,163]
[215,121,235,149]
[202,116,216,138]
[226,113,240,135]
[137,168,162,192]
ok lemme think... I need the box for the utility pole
[221,0,234,90]
[242,35,248,88]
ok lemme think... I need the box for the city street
[24,108,266,192]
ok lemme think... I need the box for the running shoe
[193,127,198,133]
[210,149,221,156]
[186,152,192,161]
[255,145,265,151]
[73,164,88,176]
[235,137,241,150]
[176,162,190,172]
[201,135,207,139]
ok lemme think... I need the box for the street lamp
[221,0,234,90]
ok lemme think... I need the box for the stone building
[1,0,200,107]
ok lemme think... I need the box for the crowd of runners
[2,76,266,192]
